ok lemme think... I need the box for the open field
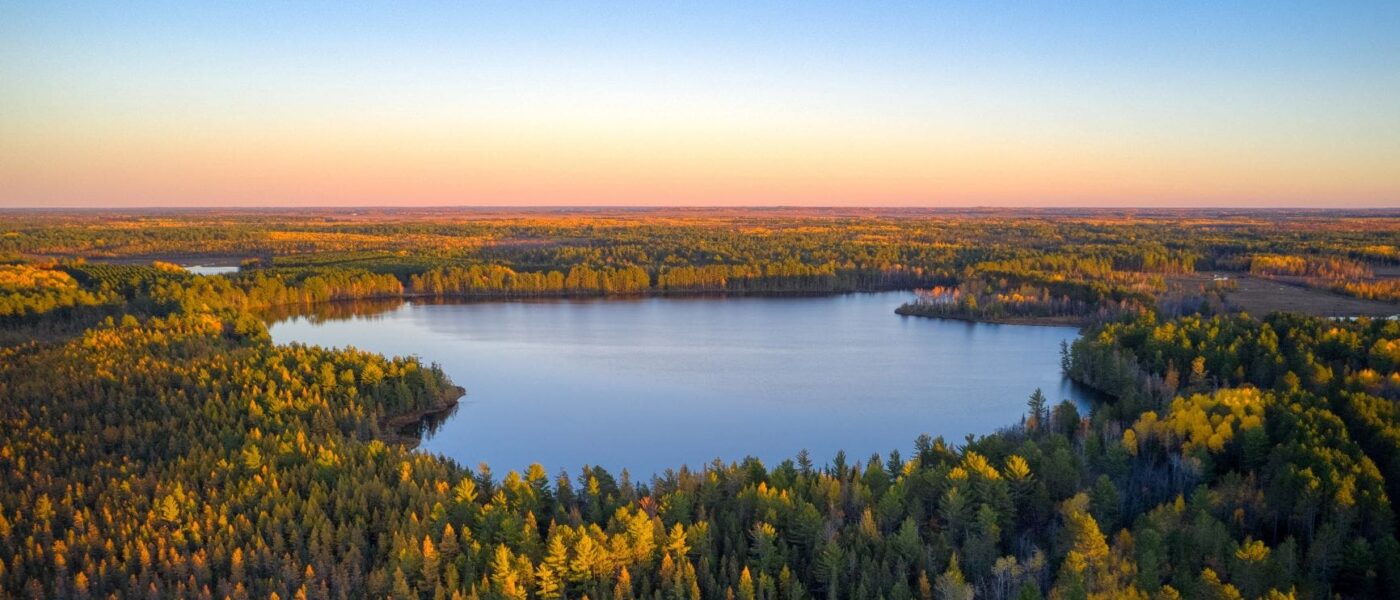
[1174,273,1400,318]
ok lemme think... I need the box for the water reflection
[257,298,407,324]
[399,402,462,442]
[270,292,1096,475]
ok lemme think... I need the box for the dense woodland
[2,209,1400,599]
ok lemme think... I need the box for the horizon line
[4,204,1400,214]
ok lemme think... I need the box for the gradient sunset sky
[2,2,1398,208]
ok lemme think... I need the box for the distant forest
[2,209,1399,599]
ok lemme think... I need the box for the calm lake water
[269,292,1095,476]
[185,265,240,275]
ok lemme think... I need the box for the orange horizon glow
[6,115,1395,208]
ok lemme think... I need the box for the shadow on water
[399,402,462,441]
[1066,378,1113,414]
[258,298,407,325]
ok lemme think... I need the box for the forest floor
[1175,273,1399,318]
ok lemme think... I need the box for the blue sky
[2,1,1398,207]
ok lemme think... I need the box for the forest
[2,208,1400,599]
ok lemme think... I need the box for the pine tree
[934,555,974,600]
[1027,388,1048,431]
[738,567,756,600]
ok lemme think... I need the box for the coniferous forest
[3,209,1400,599]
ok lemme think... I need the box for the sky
[2,2,1399,208]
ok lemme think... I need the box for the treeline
[7,211,1400,317]
[654,263,925,293]
[1247,253,1400,302]
[1331,279,1400,303]
[896,253,1167,324]
[1249,254,1371,280]
[407,262,929,297]
[53,263,407,318]
[238,270,406,307]
[10,259,925,340]
[896,282,1143,324]
[410,265,651,296]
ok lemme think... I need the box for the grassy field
[1177,273,1399,318]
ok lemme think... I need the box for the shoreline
[893,305,1089,328]
[376,384,466,448]
[255,289,924,322]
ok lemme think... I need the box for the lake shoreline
[257,289,924,323]
[377,384,466,448]
[272,291,1097,474]
[893,304,1090,328]
[264,291,1098,330]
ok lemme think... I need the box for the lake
[269,292,1096,476]
[185,265,239,275]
